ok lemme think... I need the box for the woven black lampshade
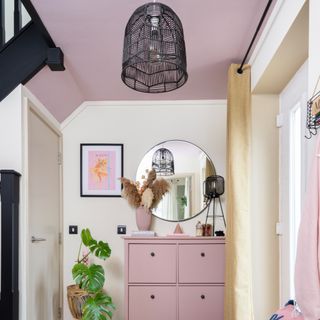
[204,175,225,199]
[121,2,188,93]
[152,148,174,176]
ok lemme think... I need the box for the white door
[28,109,61,319]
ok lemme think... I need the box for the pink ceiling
[26,0,274,122]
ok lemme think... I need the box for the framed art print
[80,143,123,197]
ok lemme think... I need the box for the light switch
[117,225,126,234]
[69,225,78,234]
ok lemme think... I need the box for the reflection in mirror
[136,140,216,221]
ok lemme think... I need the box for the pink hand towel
[270,304,303,319]
[295,137,320,320]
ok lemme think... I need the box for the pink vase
[135,205,152,231]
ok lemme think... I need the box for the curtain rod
[237,0,273,74]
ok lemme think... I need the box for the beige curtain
[224,64,253,320]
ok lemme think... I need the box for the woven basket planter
[67,284,90,319]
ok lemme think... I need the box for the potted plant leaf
[67,228,115,320]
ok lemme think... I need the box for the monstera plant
[68,228,115,320]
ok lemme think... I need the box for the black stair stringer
[0,21,49,102]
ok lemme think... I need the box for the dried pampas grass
[120,177,141,208]
[140,169,157,194]
[141,188,154,209]
[150,179,170,209]
[121,170,170,210]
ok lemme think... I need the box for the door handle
[31,236,47,243]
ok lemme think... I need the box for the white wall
[61,101,227,320]
[251,95,279,318]
[0,89,280,320]
[0,86,23,171]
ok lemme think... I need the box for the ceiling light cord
[237,0,273,74]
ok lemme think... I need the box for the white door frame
[20,86,63,320]
[279,61,308,305]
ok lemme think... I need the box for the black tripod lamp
[203,175,226,235]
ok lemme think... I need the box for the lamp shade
[204,175,225,199]
[152,148,174,175]
[121,2,188,93]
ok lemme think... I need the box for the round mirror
[136,140,216,221]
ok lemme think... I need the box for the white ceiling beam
[249,0,307,92]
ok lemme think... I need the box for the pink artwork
[81,144,123,197]
[88,151,116,190]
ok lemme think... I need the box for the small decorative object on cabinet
[121,169,170,230]
[174,223,183,234]
[203,223,212,237]
[196,221,203,236]
[124,236,225,320]
[67,228,115,320]
[135,205,152,231]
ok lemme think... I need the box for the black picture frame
[80,143,123,197]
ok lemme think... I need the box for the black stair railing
[0,0,27,49]
[0,0,65,102]
[14,0,22,36]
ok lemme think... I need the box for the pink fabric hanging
[270,304,304,319]
[295,137,320,320]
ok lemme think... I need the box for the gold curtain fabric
[224,64,254,320]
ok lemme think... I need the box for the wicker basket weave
[67,285,90,319]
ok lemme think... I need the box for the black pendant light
[152,148,174,176]
[121,2,188,93]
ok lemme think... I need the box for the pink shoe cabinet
[124,236,225,320]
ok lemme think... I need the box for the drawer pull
[201,252,205,257]
[201,295,205,299]
[150,252,155,257]
[150,294,155,299]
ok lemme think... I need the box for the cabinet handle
[201,295,205,299]
[201,252,205,257]
[150,295,155,299]
[150,252,155,257]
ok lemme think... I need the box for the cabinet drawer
[179,244,225,283]
[179,286,224,320]
[129,286,176,320]
[129,244,176,283]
